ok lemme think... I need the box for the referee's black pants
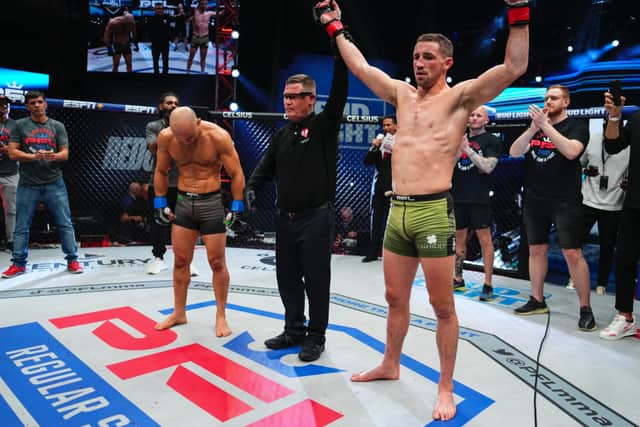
[275,205,334,345]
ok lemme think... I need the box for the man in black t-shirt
[452,106,501,301]
[509,85,596,331]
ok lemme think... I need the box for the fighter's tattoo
[466,150,499,174]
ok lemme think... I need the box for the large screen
[87,1,230,75]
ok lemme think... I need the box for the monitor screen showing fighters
[87,1,223,75]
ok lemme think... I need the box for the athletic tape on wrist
[231,199,244,212]
[325,19,344,38]
[153,196,167,209]
[507,2,530,26]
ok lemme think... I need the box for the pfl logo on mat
[0,307,344,426]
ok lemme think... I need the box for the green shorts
[383,192,456,258]
[191,34,210,48]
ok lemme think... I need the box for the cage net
[5,106,526,284]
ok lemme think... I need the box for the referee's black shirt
[247,56,348,212]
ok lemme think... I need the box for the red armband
[507,3,530,27]
[325,19,344,38]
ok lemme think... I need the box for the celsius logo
[258,253,276,266]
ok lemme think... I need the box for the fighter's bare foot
[154,314,187,330]
[215,317,232,337]
[432,391,456,421]
[350,364,399,382]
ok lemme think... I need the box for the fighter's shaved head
[170,106,197,125]
[170,107,200,145]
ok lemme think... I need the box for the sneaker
[67,261,84,274]
[599,314,636,340]
[298,339,325,362]
[1,264,26,278]
[514,296,549,315]
[566,278,575,290]
[264,332,306,350]
[147,257,168,274]
[479,284,494,301]
[453,278,466,292]
[190,262,199,277]
[578,306,597,331]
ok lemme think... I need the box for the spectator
[599,90,640,340]
[334,206,359,255]
[0,95,18,251]
[579,122,629,295]
[2,91,83,278]
[173,3,188,51]
[362,116,396,262]
[116,182,148,244]
[452,106,501,301]
[509,85,596,331]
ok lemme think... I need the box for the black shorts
[454,203,492,230]
[113,42,131,55]
[174,190,226,235]
[523,198,583,249]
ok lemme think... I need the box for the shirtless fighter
[153,107,245,337]
[103,12,137,73]
[315,0,529,420]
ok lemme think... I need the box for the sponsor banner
[46,96,640,125]
[493,105,639,121]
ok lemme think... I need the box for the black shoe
[478,284,494,301]
[453,278,466,292]
[264,332,305,349]
[578,306,597,332]
[298,339,325,362]
[362,255,377,263]
[514,296,549,315]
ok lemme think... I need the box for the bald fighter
[153,107,245,337]
[315,0,529,420]
[103,12,137,72]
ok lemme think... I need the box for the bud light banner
[0,67,50,104]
